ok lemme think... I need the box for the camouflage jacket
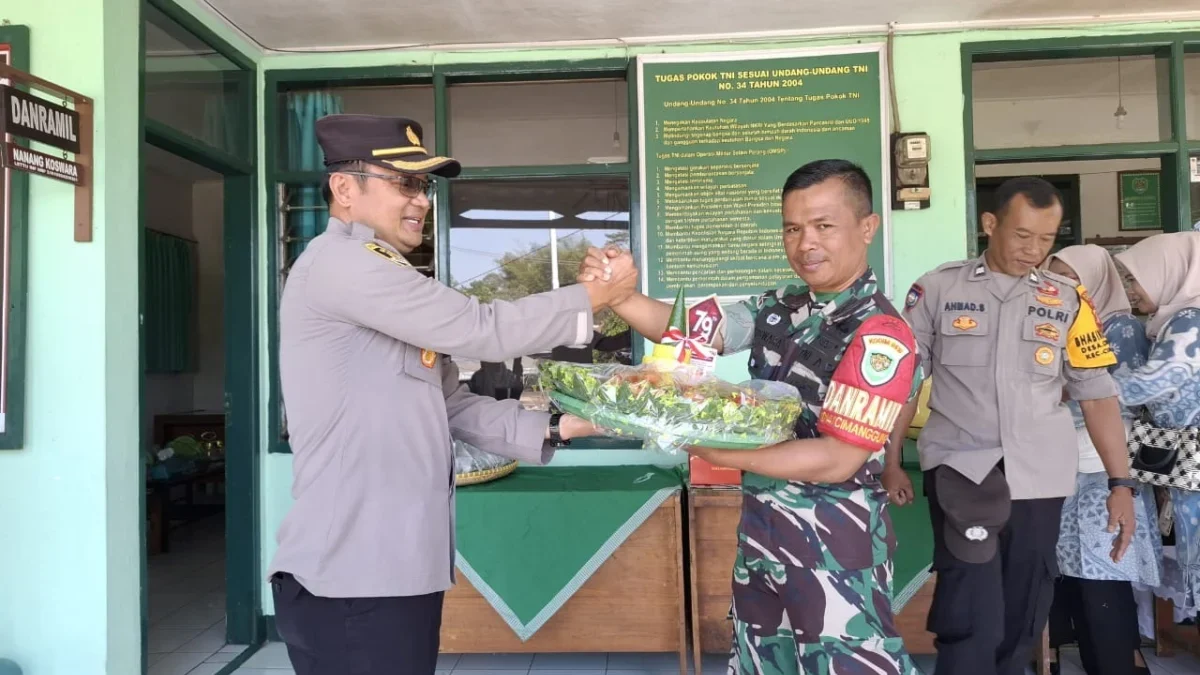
[737,268,925,571]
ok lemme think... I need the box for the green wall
[0,1,259,672]
[0,0,141,673]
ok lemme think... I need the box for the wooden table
[146,459,225,555]
[688,487,938,674]
[440,493,689,675]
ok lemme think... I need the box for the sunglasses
[337,171,433,200]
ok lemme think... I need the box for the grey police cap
[935,465,1011,564]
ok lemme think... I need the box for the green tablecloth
[454,465,683,641]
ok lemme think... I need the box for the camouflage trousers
[727,550,917,675]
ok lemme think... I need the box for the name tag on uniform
[420,349,438,368]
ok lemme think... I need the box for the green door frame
[961,34,1200,255]
[139,0,263,661]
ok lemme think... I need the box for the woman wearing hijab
[1044,244,1162,675]
[1112,231,1200,636]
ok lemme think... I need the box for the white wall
[192,179,225,411]
[144,171,196,436]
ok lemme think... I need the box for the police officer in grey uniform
[267,114,635,675]
[883,177,1137,675]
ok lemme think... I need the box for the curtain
[144,230,196,374]
[286,91,344,264]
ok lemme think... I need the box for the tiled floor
[148,513,247,675]
[229,644,1200,675]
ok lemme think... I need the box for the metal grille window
[275,184,436,279]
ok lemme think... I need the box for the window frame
[962,35,1200,255]
[142,0,256,164]
[0,25,30,450]
[265,60,644,453]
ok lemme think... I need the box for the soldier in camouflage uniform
[579,160,925,675]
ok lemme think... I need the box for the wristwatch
[1108,477,1140,493]
[548,412,571,448]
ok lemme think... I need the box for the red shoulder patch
[817,314,918,451]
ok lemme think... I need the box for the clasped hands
[576,247,730,462]
[579,247,639,312]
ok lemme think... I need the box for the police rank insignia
[1034,323,1060,342]
[860,334,911,387]
[420,349,438,368]
[952,315,978,331]
[364,242,413,268]
[904,284,923,310]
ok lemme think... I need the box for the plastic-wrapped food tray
[539,361,802,454]
[453,440,519,486]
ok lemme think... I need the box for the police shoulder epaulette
[364,242,412,268]
[933,259,972,273]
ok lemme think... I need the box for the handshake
[579,246,640,313]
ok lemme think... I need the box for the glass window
[278,85,436,172]
[1187,52,1200,141]
[448,176,633,395]
[972,55,1170,150]
[448,79,628,167]
[143,4,251,159]
[974,156,1166,253]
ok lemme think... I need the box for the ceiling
[194,0,1200,52]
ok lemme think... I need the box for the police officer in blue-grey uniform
[267,114,636,675]
[884,177,1138,675]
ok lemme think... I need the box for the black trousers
[1048,576,1139,675]
[925,470,1065,675]
[271,572,444,675]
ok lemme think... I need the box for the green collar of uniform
[772,268,878,305]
